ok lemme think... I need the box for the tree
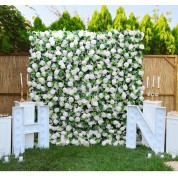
[152,14,175,54]
[126,12,139,30]
[71,15,85,30]
[49,10,85,31]
[172,24,178,54]
[32,16,47,31]
[139,14,154,54]
[0,5,30,53]
[88,5,112,32]
[98,5,112,31]
[88,10,100,32]
[113,6,127,31]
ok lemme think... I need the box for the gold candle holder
[26,85,31,101]
[20,85,25,102]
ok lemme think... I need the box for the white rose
[27,67,32,73]
[29,36,33,41]
[32,63,37,69]
[46,43,51,48]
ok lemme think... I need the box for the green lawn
[0,145,176,171]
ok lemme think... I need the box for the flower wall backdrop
[28,30,144,146]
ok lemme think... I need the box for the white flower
[139,44,144,49]
[122,92,127,100]
[32,63,37,69]
[138,70,144,76]
[29,36,33,41]
[47,82,53,87]
[54,108,59,113]
[126,78,131,83]
[61,116,66,121]
[46,43,51,48]
[27,67,32,73]
[69,97,74,103]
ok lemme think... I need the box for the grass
[0,145,176,171]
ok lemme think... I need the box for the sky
[16,5,178,28]
[15,5,178,29]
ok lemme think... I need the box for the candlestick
[152,76,155,87]
[20,73,23,86]
[146,76,149,88]
[20,85,25,102]
[158,76,160,89]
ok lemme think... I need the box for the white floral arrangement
[28,30,145,146]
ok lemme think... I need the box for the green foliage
[88,5,112,32]
[152,14,175,54]
[0,35,14,52]
[172,24,178,54]
[32,16,47,31]
[98,5,112,31]
[49,10,85,31]
[126,12,139,30]
[139,14,154,54]
[0,5,30,53]
[88,10,100,31]
[71,15,85,30]
[113,6,127,31]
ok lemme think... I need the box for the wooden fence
[0,54,177,114]
[0,53,29,114]
[142,55,177,112]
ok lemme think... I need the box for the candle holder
[26,85,31,101]
[155,88,160,101]
[20,85,25,102]
[146,88,151,100]
[150,87,155,101]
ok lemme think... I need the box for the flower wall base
[28,30,144,146]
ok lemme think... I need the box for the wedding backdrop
[27,30,144,146]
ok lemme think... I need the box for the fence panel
[0,53,29,114]
[142,55,177,112]
[0,54,177,114]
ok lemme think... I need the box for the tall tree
[139,14,154,54]
[153,14,175,54]
[172,24,178,54]
[126,12,139,30]
[0,5,30,53]
[49,10,71,30]
[98,5,112,31]
[88,10,100,32]
[32,16,47,31]
[71,15,85,30]
[113,6,127,31]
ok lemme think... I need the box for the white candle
[152,76,155,87]
[20,73,23,86]
[4,156,9,162]
[158,76,160,88]
[19,156,23,162]
[27,74,28,85]
[146,76,149,88]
